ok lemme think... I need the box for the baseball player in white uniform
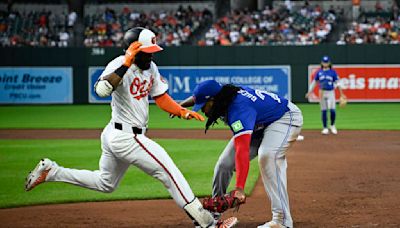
[25,27,237,228]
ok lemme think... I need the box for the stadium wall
[1,45,399,104]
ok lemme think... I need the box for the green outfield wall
[1,45,399,104]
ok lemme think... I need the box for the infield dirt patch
[0,129,399,227]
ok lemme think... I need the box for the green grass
[0,139,259,208]
[300,103,400,130]
[0,103,399,130]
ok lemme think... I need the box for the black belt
[114,122,144,134]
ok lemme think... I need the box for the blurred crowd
[2,2,400,47]
[83,5,212,47]
[0,9,76,47]
[337,2,400,44]
[198,3,339,46]
[337,16,400,44]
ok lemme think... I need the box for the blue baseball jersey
[227,87,289,136]
[314,69,339,91]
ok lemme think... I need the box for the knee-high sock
[322,110,327,128]
[330,109,336,126]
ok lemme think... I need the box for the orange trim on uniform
[140,45,163,53]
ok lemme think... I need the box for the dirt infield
[1,129,400,227]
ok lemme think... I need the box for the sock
[330,109,336,126]
[322,110,327,128]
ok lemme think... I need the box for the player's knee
[154,171,172,188]
[215,160,234,172]
[258,151,274,164]
[99,176,116,193]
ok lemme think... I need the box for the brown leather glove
[202,189,246,213]
[123,41,142,67]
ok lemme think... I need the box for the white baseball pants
[46,123,195,208]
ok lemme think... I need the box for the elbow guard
[95,80,113,97]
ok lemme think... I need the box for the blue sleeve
[228,106,257,136]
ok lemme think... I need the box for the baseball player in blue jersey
[180,80,303,228]
[306,56,346,135]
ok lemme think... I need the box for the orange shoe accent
[31,169,50,189]
[217,217,238,228]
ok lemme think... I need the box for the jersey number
[130,78,153,100]
[255,90,281,103]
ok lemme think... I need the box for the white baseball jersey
[99,56,168,128]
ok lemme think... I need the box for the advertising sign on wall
[308,65,400,102]
[0,67,73,104]
[89,66,291,103]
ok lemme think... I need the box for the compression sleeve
[234,133,252,189]
[154,93,183,116]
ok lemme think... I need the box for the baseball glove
[202,190,246,213]
[339,96,347,108]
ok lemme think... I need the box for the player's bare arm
[168,95,195,119]
[179,96,195,107]
[336,83,346,98]
[305,79,317,98]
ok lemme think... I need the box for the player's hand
[123,41,142,67]
[180,109,205,121]
[232,187,246,203]
[305,92,310,99]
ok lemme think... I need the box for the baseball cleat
[216,216,238,228]
[330,125,338,134]
[25,158,53,191]
[321,128,329,135]
[257,220,287,228]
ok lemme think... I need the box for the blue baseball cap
[321,56,331,63]
[192,80,222,112]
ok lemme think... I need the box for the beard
[134,52,153,70]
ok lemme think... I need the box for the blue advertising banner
[0,67,73,104]
[88,66,291,103]
[88,67,111,103]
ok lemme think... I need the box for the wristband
[114,65,129,78]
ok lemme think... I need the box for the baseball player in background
[179,80,303,228]
[25,27,237,228]
[305,56,346,135]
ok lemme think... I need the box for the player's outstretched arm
[305,79,316,99]
[154,93,204,121]
[169,96,195,119]
[179,96,195,108]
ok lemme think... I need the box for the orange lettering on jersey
[129,77,154,100]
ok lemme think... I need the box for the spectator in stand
[68,10,77,28]
[375,0,384,12]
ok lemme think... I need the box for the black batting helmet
[123,27,163,53]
